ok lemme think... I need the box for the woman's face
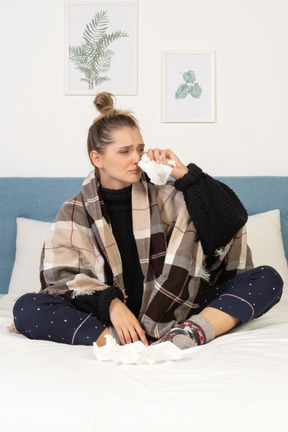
[90,126,145,189]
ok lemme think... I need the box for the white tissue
[138,154,175,186]
[93,334,186,366]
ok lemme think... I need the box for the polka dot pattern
[13,293,106,346]
[198,266,283,323]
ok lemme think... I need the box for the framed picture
[162,51,215,123]
[65,1,138,95]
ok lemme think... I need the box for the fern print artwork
[175,70,202,100]
[69,10,128,90]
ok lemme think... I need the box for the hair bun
[94,92,115,115]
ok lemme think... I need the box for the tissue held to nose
[138,154,175,185]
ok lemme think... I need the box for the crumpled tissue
[138,154,176,185]
[93,334,188,366]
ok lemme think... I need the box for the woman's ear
[90,150,103,168]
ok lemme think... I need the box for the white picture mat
[162,50,215,123]
[65,1,138,95]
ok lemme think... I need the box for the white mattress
[1,289,288,432]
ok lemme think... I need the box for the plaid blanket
[40,170,253,338]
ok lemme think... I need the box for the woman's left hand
[146,148,188,180]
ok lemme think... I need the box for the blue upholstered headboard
[0,176,287,294]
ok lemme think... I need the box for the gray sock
[188,315,215,343]
[168,334,198,349]
[156,315,215,350]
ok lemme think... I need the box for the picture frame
[161,50,216,123]
[64,1,138,95]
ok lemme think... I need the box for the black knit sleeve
[174,163,248,257]
[72,286,124,324]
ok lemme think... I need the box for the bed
[0,176,288,432]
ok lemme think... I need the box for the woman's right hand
[146,148,188,180]
[109,298,148,346]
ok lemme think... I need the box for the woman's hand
[146,148,188,180]
[109,298,148,346]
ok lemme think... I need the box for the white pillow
[8,210,288,296]
[8,217,52,296]
[246,209,288,286]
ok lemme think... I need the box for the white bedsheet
[1,290,288,432]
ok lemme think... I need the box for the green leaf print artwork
[69,10,128,89]
[175,70,202,100]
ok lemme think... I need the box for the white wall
[1,0,287,177]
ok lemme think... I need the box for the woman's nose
[133,151,141,164]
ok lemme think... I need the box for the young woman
[13,93,283,349]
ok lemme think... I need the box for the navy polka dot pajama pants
[197,265,283,322]
[13,266,283,346]
[13,293,107,346]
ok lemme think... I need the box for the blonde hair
[87,92,140,167]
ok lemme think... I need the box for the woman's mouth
[129,168,141,174]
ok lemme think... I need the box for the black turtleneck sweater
[99,185,144,318]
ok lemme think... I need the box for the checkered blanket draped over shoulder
[40,170,252,338]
